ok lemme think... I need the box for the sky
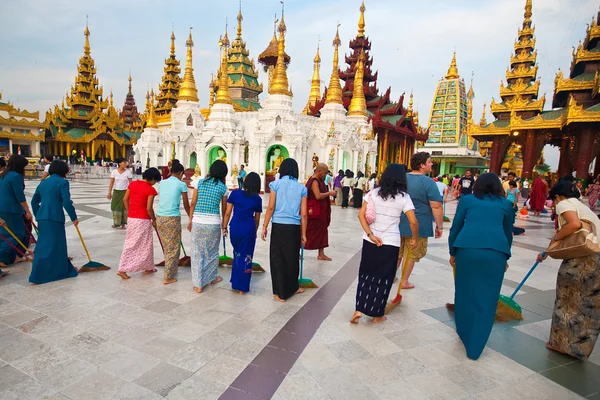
[0,0,597,168]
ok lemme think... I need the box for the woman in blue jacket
[0,155,33,267]
[30,160,79,284]
[448,173,514,360]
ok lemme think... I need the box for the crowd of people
[0,151,598,363]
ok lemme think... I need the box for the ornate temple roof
[0,92,45,142]
[269,10,291,96]
[178,29,199,102]
[44,23,140,146]
[213,4,263,111]
[155,31,182,122]
[119,74,143,132]
[258,16,290,68]
[308,1,427,141]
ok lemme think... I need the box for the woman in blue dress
[448,173,514,360]
[222,172,262,294]
[0,155,33,268]
[30,160,79,284]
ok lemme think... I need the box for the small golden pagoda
[155,31,182,123]
[470,1,600,180]
[0,91,45,157]
[44,22,140,161]
[258,10,291,94]
[302,43,322,114]
[212,4,263,111]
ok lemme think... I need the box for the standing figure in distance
[107,158,133,229]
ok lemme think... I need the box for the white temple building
[134,11,377,191]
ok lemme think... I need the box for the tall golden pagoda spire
[406,92,414,118]
[348,49,367,116]
[236,0,243,42]
[155,30,181,118]
[269,3,291,96]
[215,23,233,105]
[127,72,132,94]
[170,30,176,56]
[479,103,487,126]
[357,1,366,38]
[83,18,91,56]
[303,42,321,114]
[467,75,475,123]
[446,52,459,80]
[178,28,199,102]
[325,25,343,104]
[147,90,158,128]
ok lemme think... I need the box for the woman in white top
[350,164,418,324]
[353,172,368,209]
[341,170,355,209]
[537,181,600,359]
[107,158,133,228]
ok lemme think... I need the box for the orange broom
[384,248,412,314]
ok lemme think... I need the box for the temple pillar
[489,136,511,175]
[352,149,359,173]
[109,141,115,161]
[521,130,537,179]
[91,140,96,161]
[381,131,389,174]
[575,128,595,180]
[66,142,71,161]
[557,136,571,177]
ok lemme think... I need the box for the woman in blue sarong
[448,173,514,360]
[222,172,262,294]
[0,155,32,268]
[29,160,79,284]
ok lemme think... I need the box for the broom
[298,244,318,288]
[219,236,233,265]
[443,202,451,222]
[75,225,110,272]
[496,253,545,321]
[24,222,37,246]
[251,261,266,272]
[385,248,412,314]
[31,221,39,235]
[154,227,166,267]
[4,225,32,257]
[178,241,191,266]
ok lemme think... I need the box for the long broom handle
[300,244,304,279]
[74,225,92,262]
[23,221,36,244]
[31,221,39,235]
[394,248,412,296]
[180,241,187,257]
[222,236,227,257]
[154,226,165,252]
[4,225,29,252]
[509,252,546,300]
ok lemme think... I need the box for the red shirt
[127,180,157,219]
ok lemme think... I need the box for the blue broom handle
[300,244,304,279]
[223,236,227,257]
[509,252,545,300]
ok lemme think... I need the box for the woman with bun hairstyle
[156,160,191,284]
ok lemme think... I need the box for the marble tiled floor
[0,177,598,399]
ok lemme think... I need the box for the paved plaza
[0,177,599,400]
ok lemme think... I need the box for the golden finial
[445,52,459,80]
[348,49,367,116]
[303,40,322,114]
[109,91,114,107]
[480,103,487,126]
[170,30,176,56]
[178,28,199,102]
[83,16,91,56]
[269,3,291,96]
[325,24,343,104]
[467,73,475,100]
[128,72,132,94]
[357,1,366,38]
[236,0,243,42]
[222,19,230,48]
[467,74,475,123]
[147,91,158,128]
[406,92,414,118]
[524,0,532,21]
[209,73,215,108]
[278,2,286,34]
[215,28,233,105]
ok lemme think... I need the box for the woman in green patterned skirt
[107,158,133,228]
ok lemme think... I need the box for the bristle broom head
[496,295,523,321]
[252,263,266,272]
[79,261,110,272]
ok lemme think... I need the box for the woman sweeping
[537,182,600,359]
[107,158,133,229]
[529,173,548,217]
[116,168,161,279]
[30,160,79,284]
[350,164,418,324]
[262,158,307,302]
[222,172,262,294]
[156,160,190,285]
[0,155,32,267]
[448,173,514,360]
[188,160,228,293]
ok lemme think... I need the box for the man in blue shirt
[398,152,444,289]
[238,164,247,189]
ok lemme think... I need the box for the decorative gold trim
[510,50,537,66]
[554,69,599,94]
[490,94,544,114]
[0,103,40,119]
[0,130,44,141]
[514,37,536,52]
[506,64,538,81]
[500,79,540,97]
[0,115,45,128]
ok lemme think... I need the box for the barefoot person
[30,160,79,284]
[262,158,307,302]
[305,163,336,261]
[156,160,190,285]
[350,164,418,324]
[188,160,229,293]
[222,172,262,294]
[107,158,133,229]
[397,153,443,289]
[0,155,33,267]
[448,173,514,360]
[116,168,161,279]
[537,181,600,359]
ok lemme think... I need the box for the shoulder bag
[546,198,600,259]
